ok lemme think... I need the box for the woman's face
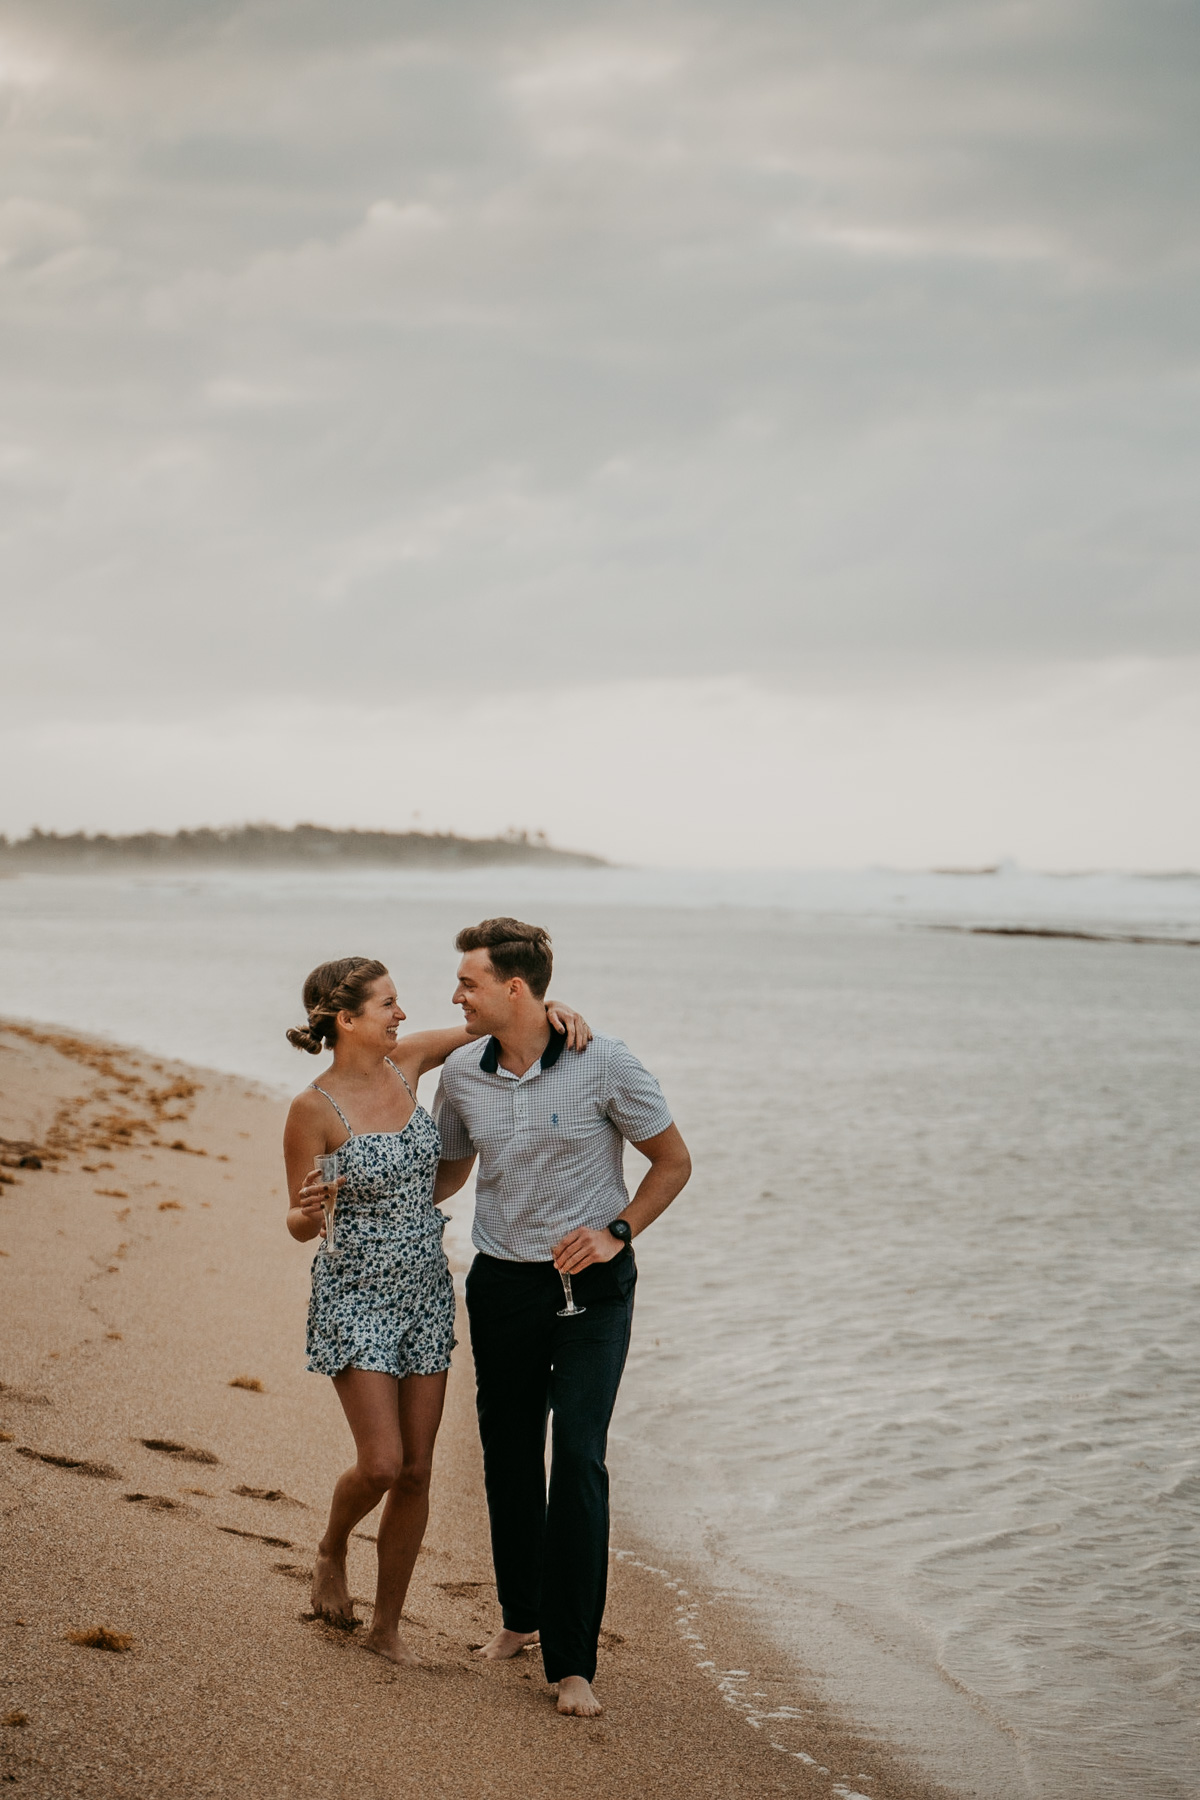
[342,973,405,1050]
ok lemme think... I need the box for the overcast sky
[2,0,1198,866]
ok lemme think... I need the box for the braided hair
[285,956,389,1055]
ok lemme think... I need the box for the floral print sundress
[305,1060,456,1380]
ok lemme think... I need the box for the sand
[0,1019,964,1800]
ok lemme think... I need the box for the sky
[1,0,1198,868]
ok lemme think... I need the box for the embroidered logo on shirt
[551,1113,559,1125]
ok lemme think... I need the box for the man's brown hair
[455,917,553,998]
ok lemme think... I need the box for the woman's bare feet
[310,1549,355,1626]
[555,1676,602,1717]
[362,1625,419,1666]
[475,1627,539,1660]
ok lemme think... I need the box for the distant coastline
[0,823,606,872]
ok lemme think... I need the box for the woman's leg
[311,1369,405,1625]
[363,1369,449,1663]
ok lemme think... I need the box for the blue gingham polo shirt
[433,1029,673,1262]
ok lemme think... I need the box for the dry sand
[0,1019,965,1800]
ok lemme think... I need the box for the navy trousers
[464,1248,636,1684]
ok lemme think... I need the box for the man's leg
[465,1256,554,1647]
[540,1261,635,1695]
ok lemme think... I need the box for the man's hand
[552,1226,623,1275]
[550,1126,691,1271]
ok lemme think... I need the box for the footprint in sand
[299,1611,361,1635]
[15,1448,121,1479]
[124,1492,187,1511]
[230,1485,306,1507]
[218,1526,294,1548]
[65,1627,134,1653]
[0,1383,52,1408]
[140,1437,219,1464]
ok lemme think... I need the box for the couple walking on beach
[283,918,691,1717]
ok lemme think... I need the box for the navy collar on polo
[479,1023,567,1075]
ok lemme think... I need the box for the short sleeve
[433,1074,474,1160]
[602,1041,674,1144]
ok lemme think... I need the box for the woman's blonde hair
[286,956,389,1055]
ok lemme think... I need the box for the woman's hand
[297,1170,344,1211]
[289,1171,343,1241]
[545,1001,592,1051]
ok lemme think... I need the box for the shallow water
[1,867,1197,1797]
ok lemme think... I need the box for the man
[433,917,691,1718]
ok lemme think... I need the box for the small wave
[918,1522,1062,1566]
[1159,1471,1200,1503]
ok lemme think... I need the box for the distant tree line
[0,824,605,870]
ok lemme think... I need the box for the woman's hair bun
[285,956,389,1054]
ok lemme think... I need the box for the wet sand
[0,1019,963,1800]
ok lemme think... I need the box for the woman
[284,954,589,1664]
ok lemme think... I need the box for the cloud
[0,0,1197,857]
[0,197,85,263]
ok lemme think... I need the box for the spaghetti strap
[385,1058,417,1103]
[311,1083,353,1134]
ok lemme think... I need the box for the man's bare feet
[555,1675,603,1717]
[362,1626,419,1666]
[310,1549,355,1626]
[475,1627,539,1660]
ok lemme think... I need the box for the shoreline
[1,1017,964,1800]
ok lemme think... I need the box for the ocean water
[1,865,1197,1798]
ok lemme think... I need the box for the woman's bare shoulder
[286,1085,331,1126]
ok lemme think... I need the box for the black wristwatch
[606,1218,633,1249]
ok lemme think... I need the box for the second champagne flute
[557,1269,586,1317]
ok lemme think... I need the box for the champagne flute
[317,1151,341,1256]
[557,1269,586,1318]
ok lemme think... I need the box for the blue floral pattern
[305,1103,456,1380]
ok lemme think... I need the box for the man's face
[452,949,513,1038]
